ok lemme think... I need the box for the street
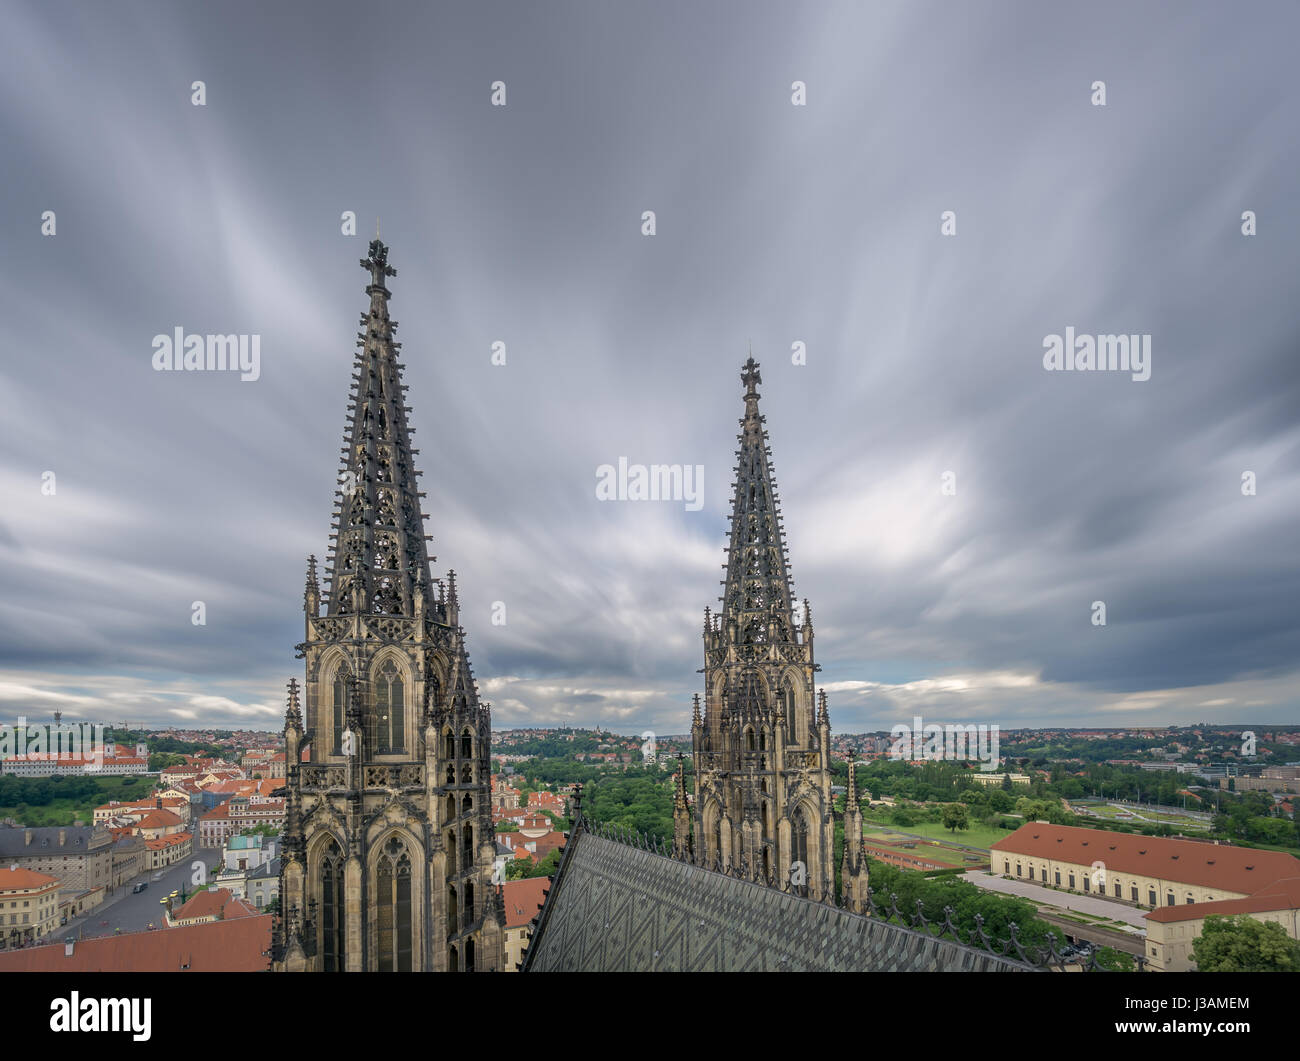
[961,870,1149,930]
[60,852,221,942]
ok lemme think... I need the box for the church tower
[276,240,505,972]
[687,357,838,899]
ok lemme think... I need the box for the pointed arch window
[784,680,800,744]
[319,837,346,972]
[374,660,405,752]
[332,666,351,755]
[790,811,809,896]
[376,836,412,972]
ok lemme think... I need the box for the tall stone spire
[721,357,796,643]
[325,239,433,618]
[278,239,504,973]
[690,355,834,900]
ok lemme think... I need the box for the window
[1054,870,1061,885]
[1167,892,1175,906]
[790,812,810,897]
[1082,876,1090,892]
[1004,861,1010,873]
[1131,885,1138,902]
[320,837,346,973]
[1114,882,1121,897]
[376,837,412,973]
[1068,874,1076,889]
[332,666,351,754]
[1016,864,1022,877]
[373,661,405,752]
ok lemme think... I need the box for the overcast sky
[1,1,1297,737]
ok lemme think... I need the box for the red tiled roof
[170,888,259,922]
[1147,876,1300,923]
[200,806,232,821]
[145,833,191,851]
[0,866,60,891]
[133,809,184,829]
[0,916,271,972]
[502,877,549,929]
[992,823,1300,896]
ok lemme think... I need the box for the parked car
[132,882,148,894]
[152,872,163,882]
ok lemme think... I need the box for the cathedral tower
[276,240,504,972]
[684,357,845,900]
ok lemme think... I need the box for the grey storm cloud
[0,0,1296,734]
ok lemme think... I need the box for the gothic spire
[325,240,433,618]
[304,555,320,615]
[285,677,302,729]
[674,754,689,811]
[721,357,796,643]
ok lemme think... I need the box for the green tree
[941,803,969,834]
[1191,915,1300,972]
[1094,947,1135,971]
[890,806,916,828]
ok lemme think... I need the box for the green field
[860,830,983,867]
[1073,802,1209,831]
[0,775,155,826]
[862,816,1014,852]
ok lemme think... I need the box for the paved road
[60,854,217,942]
[961,871,1148,929]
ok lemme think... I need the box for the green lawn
[1075,802,1209,830]
[858,835,979,867]
[862,815,1013,851]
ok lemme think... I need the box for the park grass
[858,837,976,867]
[1075,802,1210,831]
[861,814,1013,851]
[0,775,155,826]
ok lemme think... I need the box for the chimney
[58,829,66,846]
[64,939,75,957]
[24,830,32,846]
[156,797,162,811]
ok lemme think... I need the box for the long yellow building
[991,823,1300,970]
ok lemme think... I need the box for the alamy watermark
[151,328,261,382]
[0,717,109,767]
[1042,327,1150,382]
[888,715,1000,772]
[595,458,703,511]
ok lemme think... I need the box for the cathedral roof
[522,827,1033,972]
